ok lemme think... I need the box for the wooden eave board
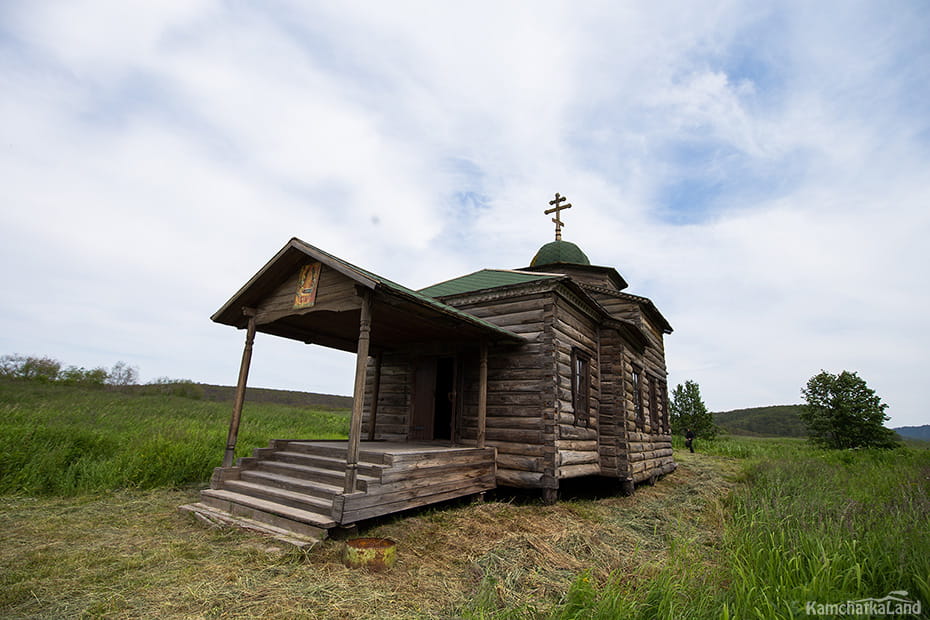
[547,279,651,349]
[603,318,649,353]
[518,263,629,291]
[599,288,673,334]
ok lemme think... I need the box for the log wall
[361,276,676,490]
[550,292,601,480]
[444,289,557,490]
[361,353,411,442]
[587,286,675,483]
[596,328,631,480]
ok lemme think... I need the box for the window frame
[571,348,591,426]
[632,364,644,430]
[648,374,659,432]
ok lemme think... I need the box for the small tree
[669,380,718,439]
[107,361,139,386]
[0,354,61,382]
[800,370,898,449]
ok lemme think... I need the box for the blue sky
[1,1,929,427]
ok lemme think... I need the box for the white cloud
[1,1,928,426]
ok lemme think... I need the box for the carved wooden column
[222,308,257,468]
[477,341,488,449]
[344,291,373,493]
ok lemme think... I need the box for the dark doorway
[434,357,455,440]
[410,356,457,441]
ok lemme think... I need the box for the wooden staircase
[181,440,496,548]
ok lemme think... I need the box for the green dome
[530,240,590,267]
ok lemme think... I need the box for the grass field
[1,380,927,619]
[0,380,349,495]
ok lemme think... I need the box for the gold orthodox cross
[545,192,572,240]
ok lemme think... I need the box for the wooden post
[344,291,373,493]
[477,341,488,449]
[366,352,382,441]
[222,308,257,468]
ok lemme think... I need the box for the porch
[181,440,497,548]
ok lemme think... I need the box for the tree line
[669,370,897,450]
[0,354,138,387]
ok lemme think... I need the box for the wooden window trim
[571,348,591,426]
[632,364,643,430]
[648,374,658,432]
[659,380,669,433]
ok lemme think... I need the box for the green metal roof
[530,240,591,267]
[419,269,559,298]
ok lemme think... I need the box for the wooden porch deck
[181,440,497,548]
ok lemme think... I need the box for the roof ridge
[491,268,566,277]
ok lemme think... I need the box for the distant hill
[126,382,353,409]
[199,384,352,409]
[713,405,808,437]
[895,425,930,441]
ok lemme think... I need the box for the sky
[1,1,928,428]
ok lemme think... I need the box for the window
[659,380,669,433]
[632,365,643,430]
[571,349,590,426]
[649,375,659,432]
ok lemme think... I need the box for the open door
[410,357,457,441]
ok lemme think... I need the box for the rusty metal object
[343,538,396,571]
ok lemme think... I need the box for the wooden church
[182,194,676,546]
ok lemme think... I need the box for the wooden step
[200,489,335,537]
[254,460,378,491]
[267,450,387,476]
[221,479,333,515]
[282,441,389,464]
[240,469,343,500]
[179,502,322,549]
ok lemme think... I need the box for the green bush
[140,378,205,399]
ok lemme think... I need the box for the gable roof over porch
[212,238,525,353]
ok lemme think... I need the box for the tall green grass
[539,442,930,620]
[0,380,349,495]
[720,449,930,618]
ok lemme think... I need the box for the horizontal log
[486,428,544,443]
[463,296,553,318]
[496,468,545,487]
[488,368,547,382]
[484,440,551,457]
[496,453,544,472]
[558,425,597,440]
[380,460,495,484]
[558,450,599,466]
[486,379,544,392]
[386,448,496,468]
[487,393,546,406]
[346,467,495,510]
[485,416,546,430]
[486,405,546,418]
[555,440,598,451]
[341,475,496,523]
[557,463,601,479]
